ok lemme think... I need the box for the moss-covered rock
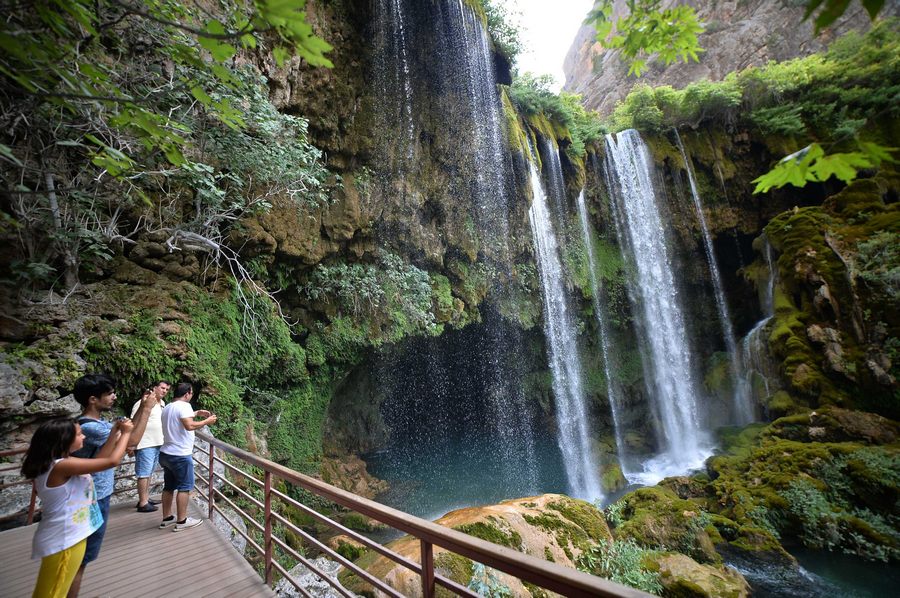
[768,407,898,445]
[611,487,722,564]
[347,494,611,597]
[649,553,750,598]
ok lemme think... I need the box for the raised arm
[180,413,217,431]
[49,421,134,484]
[127,390,157,449]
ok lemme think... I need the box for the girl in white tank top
[21,417,134,598]
[31,459,102,559]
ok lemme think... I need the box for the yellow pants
[32,538,86,598]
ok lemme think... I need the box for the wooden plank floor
[0,501,274,597]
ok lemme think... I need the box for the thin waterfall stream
[740,237,780,407]
[527,152,603,502]
[576,189,628,469]
[674,131,755,424]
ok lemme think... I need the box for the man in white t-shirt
[130,380,170,512]
[157,383,217,531]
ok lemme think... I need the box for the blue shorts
[134,445,161,478]
[82,494,110,565]
[159,453,194,492]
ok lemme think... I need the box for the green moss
[547,499,610,542]
[522,581,551,598]
[83,311,178,404]
[460,0,487,25]
[500,88,531,158]
[613,487,720,564]
[523,509,595,553]
[434,552,475,588]
[601,463,627,493]
[454,518,522,549]
[525,111,571,147]
[335,541,365,561]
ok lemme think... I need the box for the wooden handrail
[195,432,649,598]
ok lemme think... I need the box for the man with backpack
[67,373,156,597]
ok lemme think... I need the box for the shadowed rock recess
[1,1,898,596]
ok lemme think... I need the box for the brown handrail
[0,450,142,526]
[195,432,649,598]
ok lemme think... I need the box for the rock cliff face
[563,0,889,115]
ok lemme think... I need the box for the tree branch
[109,0,258,41]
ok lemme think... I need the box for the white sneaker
[159,517,176,529]
[173,517,203,531]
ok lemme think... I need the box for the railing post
[208,443,215,520]
[264,471,273,586]
[420,539,435,598]
[26,482,37,525]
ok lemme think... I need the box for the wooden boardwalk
[0,502,274,597]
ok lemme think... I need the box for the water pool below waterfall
[365,433,569,523]
[728,547,900,597]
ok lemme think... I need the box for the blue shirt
[72,418,114,500]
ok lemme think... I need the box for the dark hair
[172,382,193,399]
[152,380,170,389]
[21,418,78,479]
[73,373,116,407]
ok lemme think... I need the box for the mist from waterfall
[575,189,628,468]
[604,130,712,484]
[674,132,755,424]
[370,0,538,496]
[527,157,603,502]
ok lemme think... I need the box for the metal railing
[194,432,649,598]
[0,448,141,525]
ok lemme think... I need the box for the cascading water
[368,0,539,501]
[604,129,712,484]
[373,0,415,165]
[527,156,603,501]
[674,132,755,424]
[436,0,538,486]
[575,189,628,468]
[739,237,779,406]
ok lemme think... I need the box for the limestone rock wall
[563,0,891,115]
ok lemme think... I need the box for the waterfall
[603,130,711,484]
[373,0,415,165]
[527,158,603,501]
[440,0,537,487]
[371,0,539,495]
[575,189,628,469]
[424,0,516,260]
[674,132,755,425]
[739,237,779,407]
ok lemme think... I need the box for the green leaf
[273,46,290,67]
[813,0,852,33]
[858,141,898,165]
[810,151,872,183]
[199,37,237,62]
[861,0,885,19]
[190,85,213,106]
[803,0,827,20]
[0,143,23,167]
